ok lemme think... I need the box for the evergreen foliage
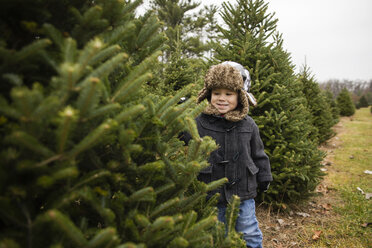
[298,65,335,144]
[322,89,340,125]
[150,0,219,59]
[0,0,246,246]
[146,44,207,97]
[336,88,356,116]
[357,95,369,108]
[147,0,220,95]
[214,0,325,207]
[320,79,372,106]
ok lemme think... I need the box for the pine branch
[225,195,240,236]
[128,187,155,203]
[36,210,88,247]
[76,77,101,118]
[6,131,54,158]
[77,38,105,72]
[188,234,213,246]
[63,38,78,64]
[103,23,136,45]
[206,178,228,192]
[86,103,120,120]
[137,16,162,47]
[168,236,189,247]
[150,197,180,218]
[88,45,122,67]
[0,96,22,119]
[144,97,156,116]
[36,165,78,189]
[183,216,217,239]
[143,216,175,239]
[181,211,197,236]
[76,187,115,225]
[184,116,201,142]
[157,84,194,118]
[78,52,128,88]
[69,170,111,192]
[67,119,117,157]
[177,193,204,212]
[134,214,151,228]
[121,0,143,17]
[33,96,60,122]
[155,182,175,195]
[14,39,52,63]
[56,106,78,153]
[111,50,162,102]
[87,227,119,248]
[114,104,145,123]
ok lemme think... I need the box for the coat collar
[199,113,248,132]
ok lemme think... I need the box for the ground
[256,117,354,248]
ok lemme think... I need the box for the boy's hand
[258,181,270,192]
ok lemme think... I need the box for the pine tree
[147,47,207,96]
[214,0,324,207]
[357,95,369,108]
[322,89,340,125]
[149,0,219,59]
[0,1,245,247]
[336,88,355,116]
[147,0,220,95]
[298,65,335,144]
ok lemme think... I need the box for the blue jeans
[218,199,263,248]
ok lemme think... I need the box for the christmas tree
[213,0,325,207]
[298,65,335,144]
[147,0,220,95]
[322,89,340,125]
[0,0,245,247]
[336,88,355,116]
[149,0,219,59]
[357,95,369,108]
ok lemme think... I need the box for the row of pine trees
[0,0,358,247]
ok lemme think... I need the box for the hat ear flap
[197,88,209,103]
[239,90,249,115]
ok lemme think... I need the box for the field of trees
[320,79,372,109]
[0,0,370,247]
[258,107,372,247]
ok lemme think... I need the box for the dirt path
[256,117,350,248]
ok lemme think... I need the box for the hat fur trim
[198,64,249,122]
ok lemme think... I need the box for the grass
[300,107,372,247]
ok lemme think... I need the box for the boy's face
[211,88,238,114]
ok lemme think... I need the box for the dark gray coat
[195,113,272,205]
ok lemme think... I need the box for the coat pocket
[246,162,259,191]
[246,162,259,175]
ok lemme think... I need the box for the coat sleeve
[250,121,273,183]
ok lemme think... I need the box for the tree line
[320,79,372,109]
[0,0,367,247]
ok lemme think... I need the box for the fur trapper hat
[197,63,249,122]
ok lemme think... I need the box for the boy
[193,62,273,248]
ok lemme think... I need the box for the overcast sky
[201,0,372,82]
[139,0,372,82]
